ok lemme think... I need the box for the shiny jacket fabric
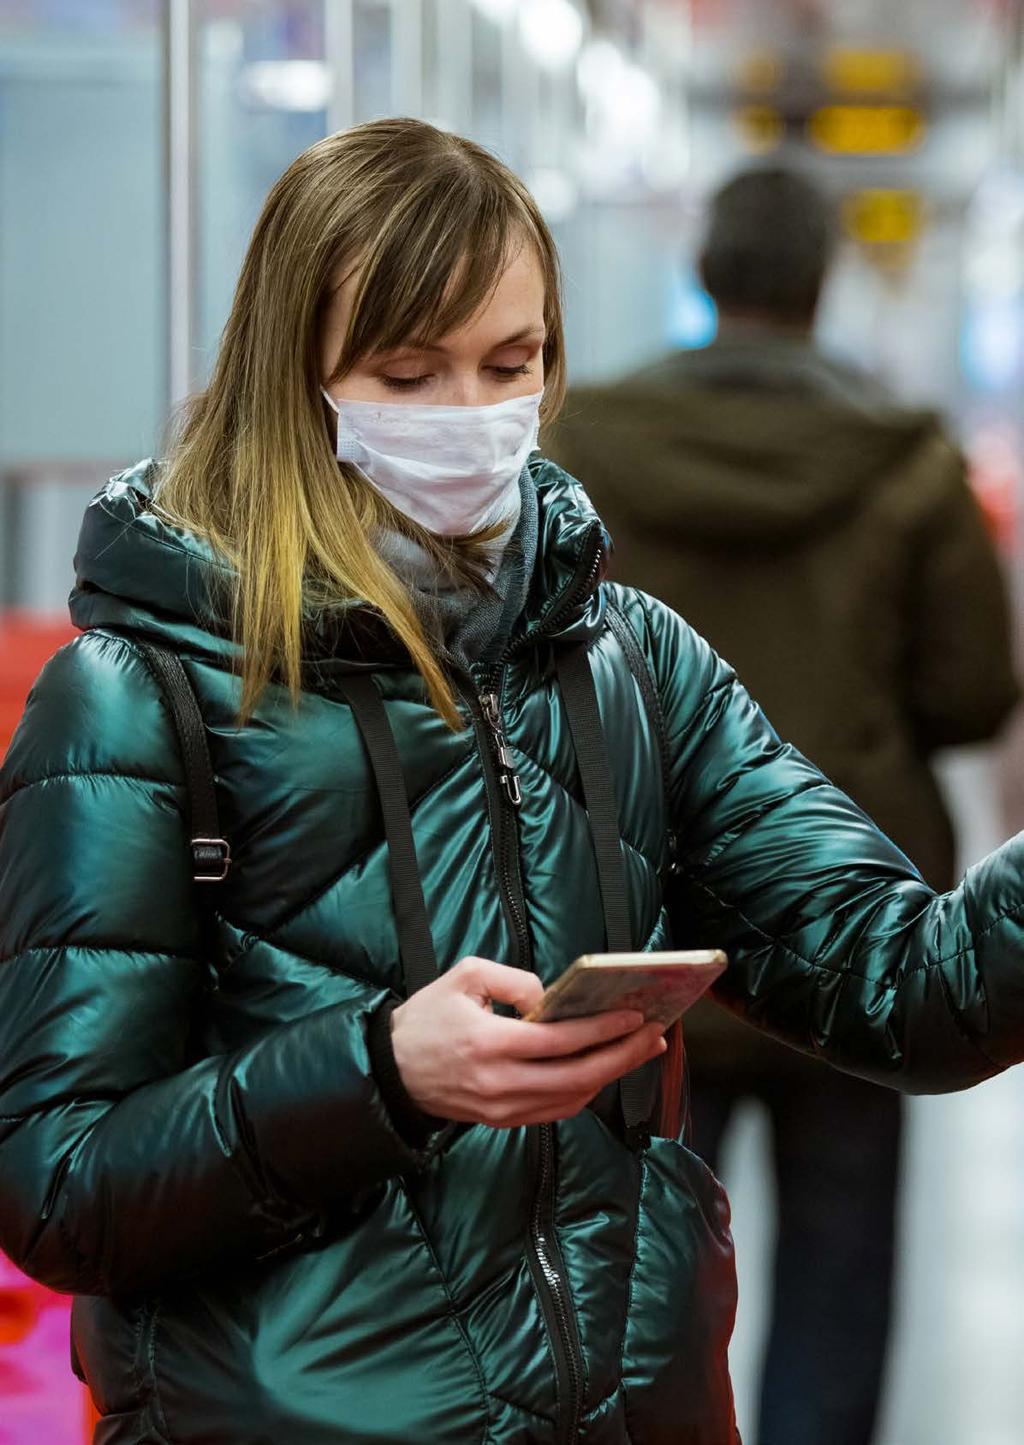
[1,459,1023,1445]
[549,348,1020,1076]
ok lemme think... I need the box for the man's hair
[699,166,836,326]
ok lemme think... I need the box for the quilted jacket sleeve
[629,592,1024,1093]
[0,632,429,1297]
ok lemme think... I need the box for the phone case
[525,950,727,1026]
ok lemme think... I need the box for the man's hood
[554,361,960,550]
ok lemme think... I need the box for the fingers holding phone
[390,956,665,1128]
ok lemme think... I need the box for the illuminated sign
[843,189,923,245]
[822,48,919,94]
[808,105,926,155]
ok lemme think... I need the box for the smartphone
[523,949,728,1027]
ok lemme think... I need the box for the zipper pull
[480,691,523,809]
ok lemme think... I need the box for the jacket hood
[556,354,960,550]
[70,457,609,669]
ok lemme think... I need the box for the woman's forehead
[326,243,546,355]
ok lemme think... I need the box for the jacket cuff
[367,998,446,1150]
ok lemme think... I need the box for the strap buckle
[191,836,231,883]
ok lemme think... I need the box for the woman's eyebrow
[488,325,547,348]
[394,325,547,357]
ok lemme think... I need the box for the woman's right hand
[390,956,666,1128]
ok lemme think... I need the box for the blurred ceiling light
[526,167,579,223]
[237,60,332,112]
[576,36,664,196]
[578,39,660,144]
[469,0,517,25]
[519,0,584,72]
[642,124,691,191]
[965,241,1024,302]
[969,169,1024,235]
[577,38,621,96]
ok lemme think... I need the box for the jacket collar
[70,456,610,672]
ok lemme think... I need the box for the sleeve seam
[0,943,193,967]
[2,770,176,806]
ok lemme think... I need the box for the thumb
[452,957,544,1015]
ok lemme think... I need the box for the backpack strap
[338,675,439,997]
[555,642,660,1138]
[135,642,231,884]
[607,604,692,1142]
[554,645,633,954]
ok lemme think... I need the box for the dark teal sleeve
[0,632,426,1296]
[626,590,1024,1093]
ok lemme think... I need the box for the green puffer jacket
[1,458,1023,1445]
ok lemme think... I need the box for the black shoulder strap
[338,675,438,996]
[135,642,231,883]
[555,641,659,1133]
[555,645,632,953]
[607,606,692,1142]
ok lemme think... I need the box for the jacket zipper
[463,674,531,971]
[466,668,585,1443]
[480,690,523,809]
[528,1124,585,1443]
[522,528,605,651]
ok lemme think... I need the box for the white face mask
[322,388,543,537]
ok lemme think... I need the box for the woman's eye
[490,363,531,379]
[380,374,432,390]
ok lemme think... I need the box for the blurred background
[1,1,1023,1442]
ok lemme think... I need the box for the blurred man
[549,165,1019,1445]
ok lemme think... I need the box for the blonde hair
[156,118,566,727]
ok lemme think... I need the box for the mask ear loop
[321,388,365,464]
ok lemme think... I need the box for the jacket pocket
[71,1295,151,1419]
[621,1139,739,1445]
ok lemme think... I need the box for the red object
[0,1279,40,1347]
[968,427,1022,553]
[658,1021,685,1140]
[0,616,93,1441]
[0,612,77,756]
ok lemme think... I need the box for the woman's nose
[441,373,489,407]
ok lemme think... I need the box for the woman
[0,119,1021,1445]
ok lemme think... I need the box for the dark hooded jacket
[1,457,1024,1445]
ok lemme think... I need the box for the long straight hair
[156,118,566,727]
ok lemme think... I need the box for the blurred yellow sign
[823,48,919,95]
[808,104,926,155]
[734,105,784,152]
[844,190,923,245]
